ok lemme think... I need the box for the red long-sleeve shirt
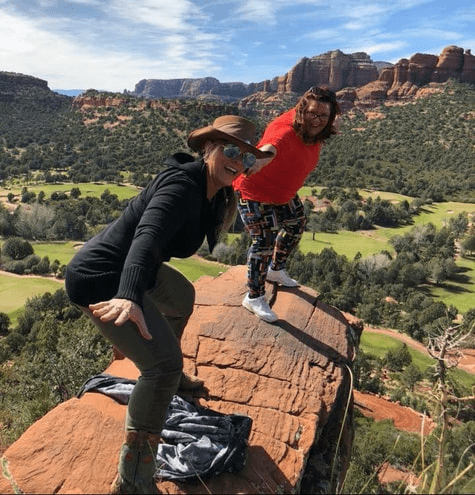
[233,109,322,204]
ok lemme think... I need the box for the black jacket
[66,153,221,308]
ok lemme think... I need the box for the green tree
[0,312,10,335]
[384,343,412,372]
[461,234,475,255]
[14,203,55,240]
[1,237,34,260]
[401,362,423,391]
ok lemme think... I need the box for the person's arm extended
[244,144,277,176]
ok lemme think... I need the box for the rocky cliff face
[0,265,362,494]
[278,50,379,93]
[131,76,270,101]
[349,46,475,108]
[131,46,473,111]
[132,50,380,100]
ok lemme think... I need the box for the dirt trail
[354,390,435,435]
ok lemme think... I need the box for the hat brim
[187,127,274,159]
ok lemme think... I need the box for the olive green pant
[83,263,195,434]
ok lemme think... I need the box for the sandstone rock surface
[0,265,361,494]
[353,45,475,109]
[279,50,379,93]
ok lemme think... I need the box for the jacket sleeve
[115,174,198,306]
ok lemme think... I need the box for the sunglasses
[222,143,257,170]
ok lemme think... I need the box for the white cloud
[68,0,102,4]
[0,0,472,90]
[235,0,276,24]
[109,0,205,31]
[0,8,219,90]
[357,41,409,56]
[400,27,465,41]
[344,22,365,31]
[306,29,343,42]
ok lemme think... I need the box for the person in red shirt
[233,87,341,322]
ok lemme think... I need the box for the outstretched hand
[89,298,152,340]
[244,144,277,176]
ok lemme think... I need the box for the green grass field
[361,331,475,388]
[169,257,227,280]
[0,239,229,323]
[0,272,63,323]
[2,187,475,326]
[32,241,81,265]
[361,331,435,369]
[299,191,475,313]
[298,229,393,258]
[0,182,140,202]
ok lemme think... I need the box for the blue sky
[1,0,473,92]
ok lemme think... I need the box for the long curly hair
[293,86,341,144]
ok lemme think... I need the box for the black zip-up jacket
[65,153,220,308]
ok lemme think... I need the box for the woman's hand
[244,144,277,176]
[89,298,152,340]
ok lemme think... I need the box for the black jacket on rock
[66,153,222,308]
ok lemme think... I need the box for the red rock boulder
[0,265,361,494]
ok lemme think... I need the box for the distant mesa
[129,76,267,101]
[1,45,473,112]
[0,71,70,104]
[0,71,49,90]
[130,50,383,100]
[128,46,474,111]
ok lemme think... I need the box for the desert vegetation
[1,79,475,492]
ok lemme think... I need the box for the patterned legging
[237,194,306,297]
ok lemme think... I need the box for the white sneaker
[242,294,278,323]
[266,267,298,287]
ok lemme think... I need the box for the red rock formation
[347,46,474,110]
[335,88,358,113]
[0,265,361,494]
[355,80,391,107]
[279,50,379,93]
[462,49,475,83]
[431,45,465,83]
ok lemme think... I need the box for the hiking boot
[110,430,161,494]
[266,267,298,287]
[179,372,204,390]
[242,294,278,323]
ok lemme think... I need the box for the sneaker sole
[266,277,299,287]
[242,302,278,323]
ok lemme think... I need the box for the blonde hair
[201,141,238,235]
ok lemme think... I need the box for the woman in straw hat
[65,115,272,494]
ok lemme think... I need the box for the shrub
[384,343,412,372]
[3,259,26,274]
[1,237,34,260]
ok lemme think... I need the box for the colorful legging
[81,263,195,435]
[237,194,306,297]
